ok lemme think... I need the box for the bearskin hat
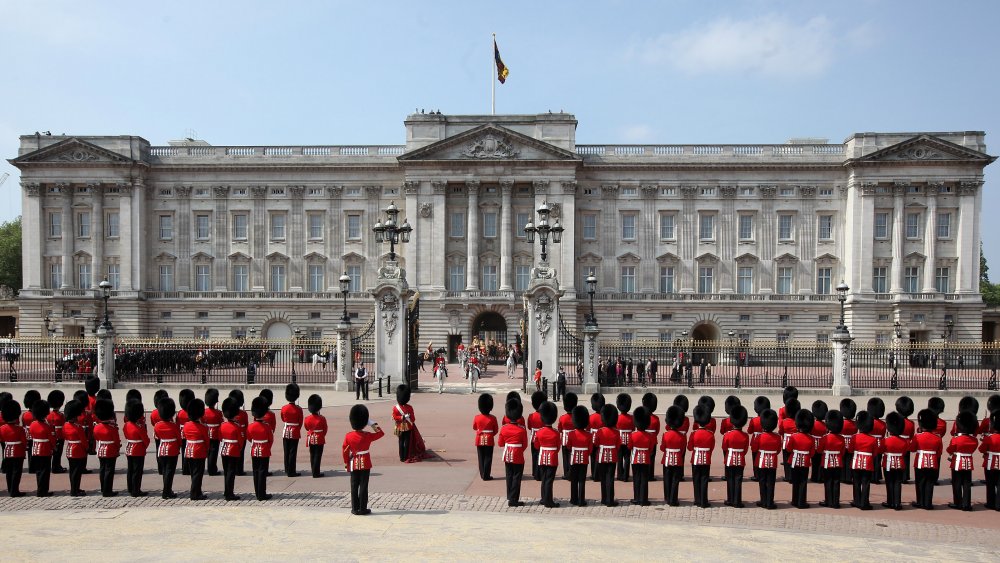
[204,388,219,407]
[285,383,300,403]
[795,409,815,434]
[47,390,65,411]
[895,396,914,418]
[308,394,323,415]
[917,408,938,432]
[590,393,605,412]
[64,399,84,422]
[698,395,716,414]
[729,405,748,429]
[641,392,658,414]
[347,404,368,431]
[539,401,558,426]
[228,389,245,407]
[811,400,828,422]
[724,395,741,415]
[956,411,978,435]
[1,400,20,425]
[855,411,874,434]
[250,397,269,419]
[563,392,579,413]
[125,389,142,404]
[753,396,770,415]
[992,411,1000,433]
[782,386,799,404]
[124,400,144,424]
[885,412,904,436]
[96,389,112,401]
[94,399,115,422]
[0,392,11,409]
[396,384,412,406]
[31,399,50,423]
[825,410,845,435]
[259,388,274,406]
[987,394,1000,415]
[85,376,100,396]
[759,409,778,432]
[958,396,979,414]
[478,393,494,415]
[531,391,547,411]
[152,389,169,408]
[601,404,619,429]
[72,390,89,408]
[666,405,685,430]
[506,390,521,405]
[178,388,195,411]
[840,398,857,420]
[616,393,632,414]
[784,399,801,419]
[221,398,240,421]
[505,399,523,423]
[572,405,590,430]
[186,398,206,422]
[673,394,689,413]
[927,396,945,415]
[157,398,175,422]
[633,407,650,432]
[867,397,885,419]
[692,404,711,428]
[22,389,40,409]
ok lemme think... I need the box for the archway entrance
[265,322,292,340]
[471,311,509,363]
[691,323,719,366]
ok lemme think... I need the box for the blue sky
[3,0,999,269]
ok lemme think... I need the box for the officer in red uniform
[527,391,546,481]
[46,391,67,475]
[719,396,741,435]
[219,398,245,501]
[693,396,717,434]
[501,391,524,427]
[588,393,605,482]
[259,389,277,433]
[62,400,88,496]
[661,405,687,506]
[787,409,816,508]
[595,404,620,507]
[977,395,1000,436]
[123,400,150,497]
[303,394,327,478]
[911,408,943,509]
[153,397,181,499]
[473,394,499,481]
[809,401,829,484]
[895,396,916,484]
[1,400,27,497]
[839,399,858,485]
[980,411,1000,510]
[722,405,749,508]
[247,397,274,501]
[150,390,168,476]
[497,400,528,507]
[629,406,655,506]
[849,411,880,510]
[203,389,223,477]
[779,399,801,482]
[881,412,909,510]
[280,383,303,478]
[867,398,887,485]
[176,388,194,476]
[557,393,578,480]
[747,396,769,482]
[84,378,100,455]
[688,404,716,508]
[343,404,384,515]
[950,396,980,437]
[947,411,978,511]
[229,389,249,476]
[183,398,209,500]
[392,385,416,463]
[641,393,660,481]
[28,399,54,497]
[615,394,634,483]
[927,397,947,438]
[818,410,846,508]
[20,390,39,474]
[752,409,781,509]
[567,405,591,506]
[92,398,120,497]
[534,401,561,507]
[778,386,798,424]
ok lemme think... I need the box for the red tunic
[687,428,716,466]
[183,421,209,459]
[566,429,591,465]
[882,435,910,471]
[840,419,858,450]
[977,417,993,436]
[154,420,181,457]
[177,409,190,428]
[473,413,499,447]
[93,421,121,458]
[502,416,525,427]
[588,412,604,445]
[751,431,782,469]
[594,427,620,464]
[721,429,750,467]
[235,410,249,436]
[747,416,763,438]
[533,426,561,467]
[950,418,978,437]
[62,421,88,459]
[342,427,385,471]
[692,417,716,434]
[46,410,66,440]
[616,413,635,448]
[28,420,55,457]
[304,414,328,446]
[392,404,415,433]
[817,433,845,469]
[849,433,881,471]
[810,420,828,450]
[978,433,1000,470]
[0,422,27,458]
[150,409,162,426]
[527,412,544,446]
[557,413,574,447]
[911,431,943,470]
[779,418,797,450]
[946,434,978,471]
[123,421,150,457]
[720,418,734,436]
[678,416,690,435]
[872,418,887,449]
[629,430,657,465]
[247,420,273,458]
[901,418,915,440]
[933,418,947,438]
[280,403,304,440]
[219,421,245,457]
[21,410,34,428]
[263,411,277,434]
[659,429,687,467]
[203,407,223,441]
[786,432,815,468]
[497,423,528,464]
[646,414,661,444]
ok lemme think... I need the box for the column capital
[174,185,192,197]
[959,180,983,195]
[640,183,657,198]
[500,179,514,194]
[22,182,41,197]
[403,180,420,195]
[364,185,382,197]
[799,185,816,198]
[465,180,481,195]
[719,185,737,199]
[600,184,618,199]
[757,185,777,198]
[116,182,133,195]
[288,185,306,198]
[214,185,231,198]
[326,185,344,197]
[561,180,578,194]
[892,181,908,196]
[532,180,550,194]
[432,180,447,194]
[926,181,944,195]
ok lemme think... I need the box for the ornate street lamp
[585,273,598,328]
[99,278,113,329]
[43,315,55,338]
[372,201,412,263]
[893,320,902,340]
[339,272,352,325]
[523,202,564,264]
[249,327,257,339]
[835,281,850,334]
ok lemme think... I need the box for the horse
[434,363,447,394]
[506,350,516,379]
[311,350,330,370]
[468,360,481,393]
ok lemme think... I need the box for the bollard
[388,376,392,392]
[938,367,947,391]
[734,372,740,389]
[377,377,383,398]
[890,367,898,391]
[990,368,998,392]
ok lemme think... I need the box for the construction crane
[0,173,8,188]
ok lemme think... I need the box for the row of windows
[47,212,121,238]
[619,331,830,344]
[446,264,533,291]
[874,211,952,239]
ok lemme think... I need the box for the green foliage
[983,244,1000,307]
[0,216,22,292]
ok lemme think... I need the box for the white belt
[571,447,589,455]
[540,446,558,452]
[310,430,325,434]
[987,452,1000,466]
[505,443,523,448]
[479,430,494,434]
[5,441,22,445]
[65,440,81,444]
[664,448,681,453]
[126,439,145,444]
[206,424,220,428]
[694,447,710,454]
[353,450,369,456]
[598,445,616,453]
[160,438,177,442]
[187,440,205,444]
[250,439,268,444]
[725,448,743,465]
[221,439,239,444]
[854,451,872,459]
[33,438,50,443]
[791,449,810,467]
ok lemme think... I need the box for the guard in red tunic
[977,395,1000,436]
[849,411,880,510]
[280,383,303,478]
[946,411,978,511]
[557,393,578,480]
[203,389,223,477]
[615,394,634,483]
[867,398,887,485]
[588,393,605,482]
[247,397,274,501]
[62,400,88,496]
[28,399,54,497]
[748,396,770,482]
[641,393,660,481]
[229,389,249,476]
[980,411,1000,510]
[688,405,716,508]
[911,408,942,509]
[183,398,209,500]
[778,386,798,425]
[259,389,277,434]
[722,405,749,508]
[779,399,801,482]
[661,405,687,506]
[693,396,717,434]
[534,401,561,507]
[595,404,620,507]
[343,404,384,515]
[752,409,781,509]
[46,391,67,475]
[881,412,909,510]
[567,405,591,506]
[92,399,120,497]
[927,397,947,438]
[527,391,547,481]
[895,396,916,484]
[839,399,858,485]
[497,400,528,507]
[123,400,150,497]
[176,388,195,476]
[719,396,741,436]
[809,401,829,483]
[473,394,499,481]
[818,410,846,508]
[950,396,980,437]
[150,389,168,476]
[392,385,416,463]
[501,390,524,427]
[219,398,245,501]
[673,395,691,482]
[786,409,816,509]
[1,400,27,497]
[303,394,327,478]
[629,406,655,506]
[20,390,39,474]
[84,377,100,456]
[153,397,181,499]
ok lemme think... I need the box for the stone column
[831,330,853,397]
[758,185,776,292]
[582,324,600,394]
[599,184,618,292]
[132,179,147,291]
[96,325,116,389]
[335,321,353,392]
[250,186,266,290]
[91,183,104,288]
[465,180,480,290]
[430,181,447,291]
[922,183,940,292]
[175,185,192,290]
[60,185,73,288]
[327,185,344,289]
[372,263,412,389]
[403,181,420,287]
[955,181,980,293]
[890,183,905,293]
[289,185,306,291]
[525,269,563,389]
[21,182,42,288]
[559,180,578,295]
[499,180,513,291]
[118,183,134,290]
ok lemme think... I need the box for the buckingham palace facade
[10,112,995,348]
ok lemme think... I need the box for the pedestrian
[595,404,620,507]
[28,399,54,497]
[1,400,27,497]
[752,409,781,509]
[203,389,223,477]
[392,385,415,462]
[473,393,498,481]
[558,393,578,480]
[123,400,150,497]
[497,399,528,507]
[355,364,369,400]
[281,383,303,477]
[980,411,1000,510]
[183,398,209,500]
[629,406,654,506]
[534,401,561,508]
[660,405,686,506]
[62,399,88,496]
[818,410,845,508]
[849,411,879,510]
[911,408,942,509]
[219,398,244,501]
[881,412,908,510]
[687,404,715,508]
[527,391,546,481]
[722,405,749,508]
[154,398,181,499]
[787,409,816,509]
[556,367,566,402]
[642,393,660,481]
[248,397,274,501]
[343,404,384,515]
[946,411,977,511]
[616,393,634,482]
[303,394,327,478]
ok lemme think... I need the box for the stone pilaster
[289,185,306,290]
[890,182,905,293]
[499,180,513,290]
[582,324,600,394]
[60,184,72,288]
[922,183,940,292]
[22,182,42,289]
[175,185,192,290]
[90,183,104,288]
[831,330,853,396]
[372,262,412,389]
[465,180,480,290]
[250,185,266,290]
[335,321,353,392]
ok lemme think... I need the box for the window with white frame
[195,264,211,291]
[483,211,498,238]
[872,266,888,293]
[347,265,362,292]
[817,333,830,344]
[482,264,498,291]
[515,265,530,291]
[904,266,919,293]
[659,331,673,342]
[77,263,91,289]
[106,264,120,290]
[874,212,889,239]
[776,266,793,294]
[620,266,636,293]
[660,214,675,240]
[935,267,950,293]
[232,264,249,291]
[159,215,173,240]
[516,212,531,238]
[448,264,465,291]
[905,212,921,239]
[270,214,287,240]
[621,213,637,241]
[77,212,91,237]
[159,264,174,291]
[818,214,833,240]
[347,214,362,240]
[659,266,675,293]
[195,327,210,339]
[308,264,324,292]
[698,267,714,293]
[778,214,794,240]
[737,266,753,294]
[449,212,465,238]
[816,267,832,295]
[738,214,753,240]
[232,214,248,240]
[308,213,323,240]
[50,263,62,288]
[106,212,120,238]
[699,214,714,240]
[270,264,287,291]
[195,214,211,240]
[48,212,62,237]
[936,212,951,239]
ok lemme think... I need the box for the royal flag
[494,39,509,84]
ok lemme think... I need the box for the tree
[982,244,1000,307]
[0,216,21,292]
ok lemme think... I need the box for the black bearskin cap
[601,404,619,429]
[641,392,657,414]
[633,407,650,432]
[795,409,815,434]
[31,399,50,422]
[724,395,741,415]
[506,390,521,405]
[917,408,938,432]
[531,391,547,411]
[396,384,411,406]
[693,404,712,428]
[250,397,269,419]
[96,389,112,401]
[159,398,177,421]
[760,409,778,432]
[152,389,169,408]
[563,392,578,413]
[840,398,857,420]
[958,396,979,414]
[825,410,845,435]
[0,392,11,409]
[992,411,1000,433]
[753,396,770,415]
[124,401,144,424]
[204,388,219,407]
[956,411,977,435]
[811,400,828,422]
[64,399,84,422]
[885,412,904,436]
[673,394,689,413]
[85,376,100,396]
[478,393,494,415]
[572,405,590,430]
[93,398,114,422]
[47,390,65,410]
[867,397,885,419]
[539,401,558,426]
[505,399,523,423]
[895,396,914,418]
[666,406,685,430]
[729,405,748,429]
[178,388,195,411]
[72,390,89,410]
[784,399,800,419]
[616,393,632,413]
[307,394,323,415]
[698,395,716,414]
[186,398,206,422]
[855,411,874,434]
[590,393,605,412]
[259,388,274,406]
[349,404,369,431]
[782,386,799,404]
[927,396,945,415]
[23,389,40,409]
[1,400,20,425]
[221,398,240,421]
[229,389,245,407]
[125,389,142,404]
[987,394,1000,415]
[285,383,300,403]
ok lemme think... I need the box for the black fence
[558,319,584,385]
[851,341,999,391]
[1,337,98,383]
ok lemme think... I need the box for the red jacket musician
[497,400,528,507]
[533,402,561,507]
[473,394,500,482]
[342,404,385,515]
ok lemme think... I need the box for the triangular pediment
[696,253,719,263]
[656,252,680,264]
[905,251,926,261]
[734,252,758,264]
[154,252,177,261]
[265,251,289,261]
[775,252,799,263]
[816,253,839,262]
[190,252,214,261]
[578,252,603,262]
[617,252,641,263]
[851,135,995,165]
[342,252,366,262]
[398,124,580,163]
[303,251,327,261]
[227,251,252,261]
[10,137,140,167]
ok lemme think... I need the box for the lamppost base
[831,384,853,397]
[583,382,601,394]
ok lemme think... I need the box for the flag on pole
[494,38,509,84]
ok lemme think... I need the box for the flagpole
[491,33,496,115]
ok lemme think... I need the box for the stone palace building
[10,112,995,352]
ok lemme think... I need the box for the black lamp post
[339,272,352,324]
[585,273,598,328]
[43,315,55,338]
[835,281,849,334]
[249,327,257,340]
[893,320,902,340]
[372,201,412,263]
[99,278,112,329]
[523,202,564,264]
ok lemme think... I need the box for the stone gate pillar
[335,322,353,392]
[582,324,600,394]
[96,325,116,389]
[831,330,853,396]
[372,261,412,387]
[524,267,563,389]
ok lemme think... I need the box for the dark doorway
[472,311,509,363]
[448,334,463,363]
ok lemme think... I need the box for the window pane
[620,266,635,293]
[622,215,636,240]
[348,215,361,239]
[737,266,753,294]
[778,215,792,240]
[159,216,173,239]
[875,213,888,239]
[233,265,249,291]
[482,265,498,291]
[233,214,248,239]
[50,264,62,288]
[107,264,120,290]
[698,267,713,293]
[195,265,211,291]
[309,214,323,239]
[159,265,174,291]
[515,265,530,291]
[777,267,792,294]
[483,212,497,238]
[659,266,674,293]
[49,212,62,237]
[450,213,465,238]
[449,265,465,291]
[78,264,91,289]
[516,212,530,238]
[906,213,920,238]
[935,267,949,293]
[739,215,753,240]
[106,212,120,238]
[818,215,832,239]
[196,215,210,239]
[77,212,91,237]
[583,214,597,240]
[873,266,887,293]
[308,265,324,292]
[904,266,919,293]
[271,215,286,239]
[936,213,950,238]
[660,215,675,239]
[699,215,713,240]
[347,265,361,292]
[816,267,831,294]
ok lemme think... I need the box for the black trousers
[561,447,571,480]
[238,443,247,476]
[160,455,178,497]
[569,464,587,505]
[283,438,299,476]
[841,452,854,484]
[397,431,411,462]
[590,450,599,481]
[155,439,163,474]
[476,446,493,480]
[872,453,883,483]
[309,444,324,477]
[539,465,556,506]
[4,457,23,496]
[52,440,65,472]
[504,462,524,505]
[598,462,617,505]
[852,469,873,508]
[914,467,936,509]
[985,469,999,510]
[951,469,972,509]
[751,452,760,481]
[222,456,239,499]
[355,380,369,400]
[68,457,86,495]
[126,455,145,496]
[531,446,540,480]
[99,457,117,496]
[34,455,51,496]
[789,467,809,507]
[350,468,370,512]
[903,451,912,483]
[724,466,744,506]
[181,441,189,475]
[663,465,682,505]
[691,464,710,507]
[758,468,776,508]
[631,463,650,504]
[823,468,841,507]
[810,454,823,483]
[252,457,269,500]
[617,446,631,481]
[208,440,221,475]
[189,457,206,499]
[884,468,903,509]
[25,440,33,474]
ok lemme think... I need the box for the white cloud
[632,15,839,78]
[620,124,656,143]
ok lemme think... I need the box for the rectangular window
[270,264,287,291]
[308,265,324,292]
[49,212,62,237]
[77,263,91,289]
[48,263,62,288]
[778,214,793,240]
[515,265,530,291]
[195,327,210,340]
[699,214,714,240]
[159,215,173,240]
[737,266,753,294]
[621,332,634,342]
[776,266,793,294]
[197,311,209,319]
[482,265,498,291]
[159,265,174,291]
[936,212,951,238]
[872,266,888,293]
[448,265,465,291]
[660,331,673,342]
[449,212,465,238]
[778,315,790,323]
[660,214,675,240]
[107,264,120,290]
[818,215,833,240]
[698,267,714,293]
[232,265,249,292]
[738,215,753,240]
[270,214,286,240]
[621,214,637,241]
[308,213,323,239]
[816,267,832,295]
[77,212,91,237]
[874,212,889,239]
[347,265,362,292]
[106,212,120,238]
[483,211,498,238]
[160,329,174,339]
[904,266,919,293]
[233,214,248,240]
[659,266,675,294]
[620,266,636,293]
[581,214,597,240]
[195,265,211,291]
[906,212,921,239]
[739,315,751,322]
[516,212,531,239]
[347,214,362,240]
[195,214,211,239]
[935,267,949,293]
